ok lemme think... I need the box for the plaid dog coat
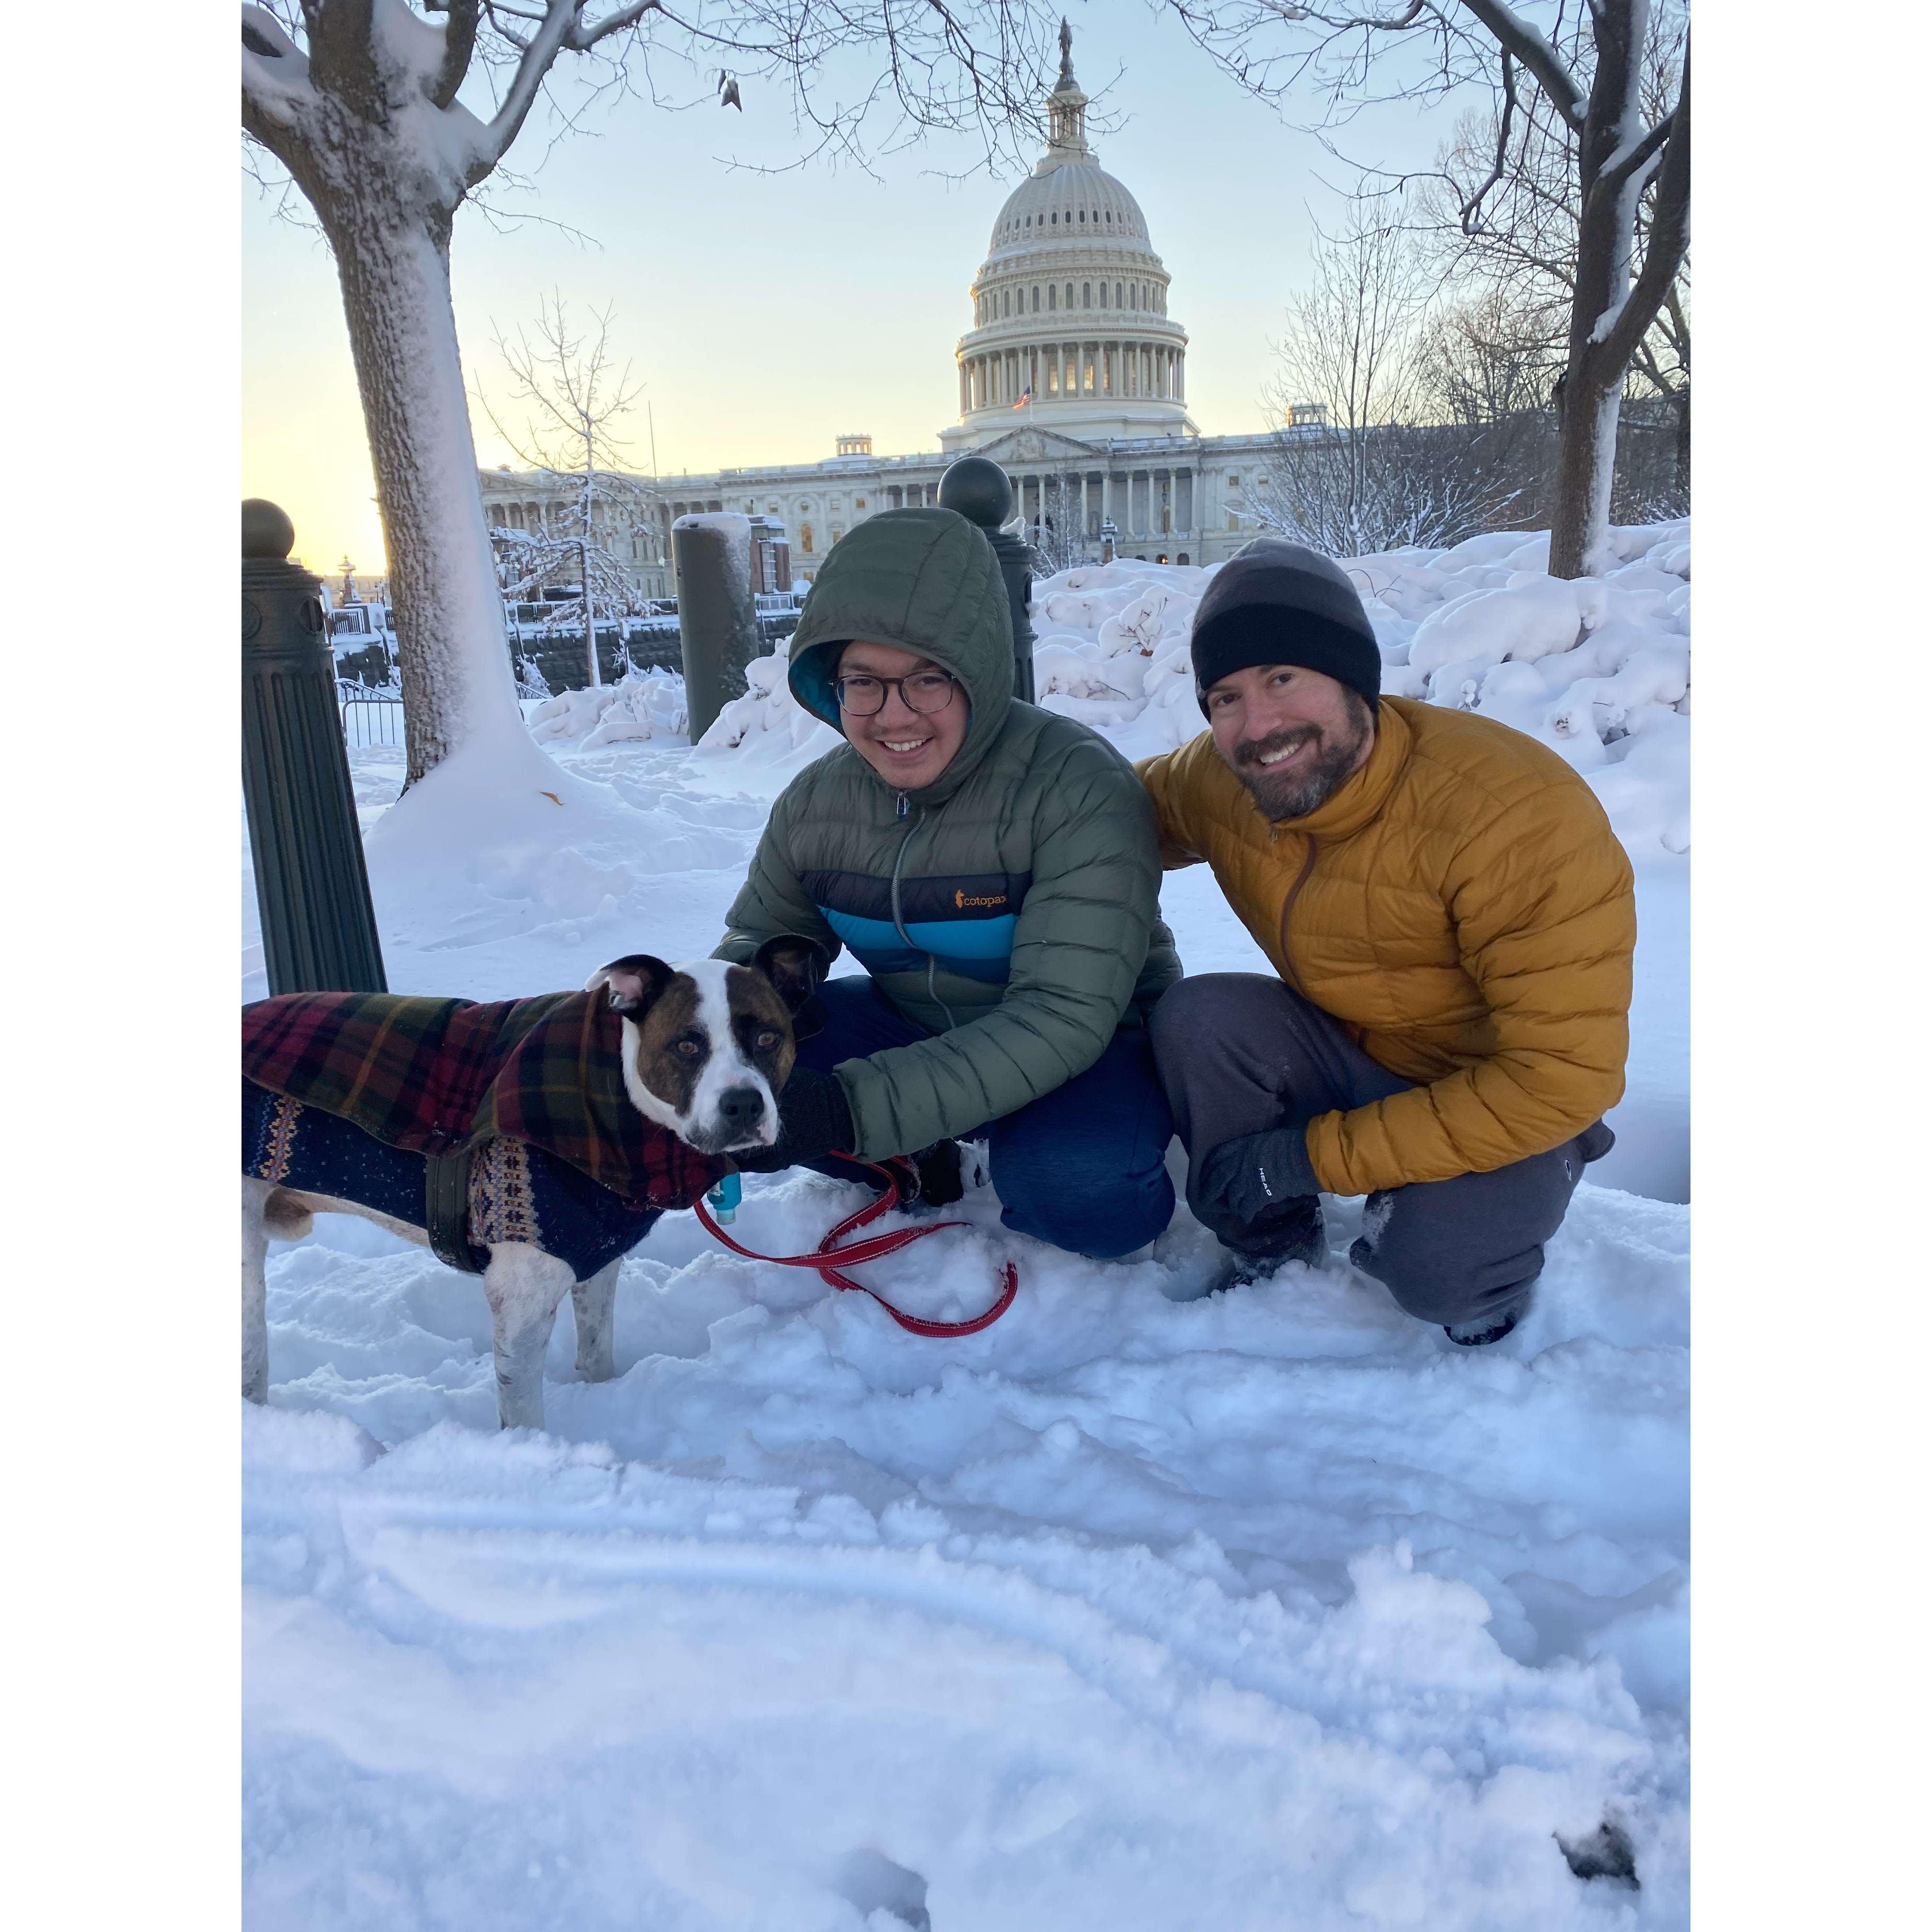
[242,991,726,1210]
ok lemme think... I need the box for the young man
[714,506,1181,1259]
[1137,536,1636,1344]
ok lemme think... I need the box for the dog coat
[242,990,726,1211]
[242,1077,667,1284]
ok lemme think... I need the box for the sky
[242,3,1462,576]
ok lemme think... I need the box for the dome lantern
[1046,18,1089,158]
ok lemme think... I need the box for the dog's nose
[717,1085,765,1132]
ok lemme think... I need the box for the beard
[1230,701,1374,821]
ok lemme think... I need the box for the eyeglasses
[833,670,959,716]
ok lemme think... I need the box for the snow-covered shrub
[695,641,842,770]
[529,668,688,748]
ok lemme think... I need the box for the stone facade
[479,27,1277,592]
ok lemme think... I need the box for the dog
[242,937,826,1431]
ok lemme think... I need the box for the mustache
[1233,725,1320,769]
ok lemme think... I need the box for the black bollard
[938,456,1037,703]
[242,499,387,995]
[672,513,764,743]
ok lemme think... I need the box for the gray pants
[1149,974,1612,1330]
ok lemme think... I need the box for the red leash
[691,1159,1019,1338]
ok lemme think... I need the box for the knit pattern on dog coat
[242,991,726,1211]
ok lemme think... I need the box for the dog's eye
[754,1029,780,1052]
[673,1036,704,1058]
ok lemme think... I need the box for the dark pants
[792,978,1175,1260]
[1149,974,1612,1329]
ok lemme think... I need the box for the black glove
[733,1068,855,1172]
[907,1139,965,1207]
[1195,1124,1320,1232]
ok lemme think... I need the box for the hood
[787,507,1015,803]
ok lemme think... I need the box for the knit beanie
[1190,537,1381,710]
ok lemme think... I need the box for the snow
[242,520,1690,1925]
[529,667,690,748]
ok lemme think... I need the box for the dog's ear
[751,935,831,1016]
[584,954,676,1017]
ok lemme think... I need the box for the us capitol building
[481,26,1277,595]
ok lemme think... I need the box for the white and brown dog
[242,939,825,1431]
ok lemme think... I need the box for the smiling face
[835,639,969,793]
[1204,662,1376,822]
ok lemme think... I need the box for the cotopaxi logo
[955,889,1008,909]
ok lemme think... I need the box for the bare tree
[1028,477,1089,575]
[1238,206,1526,554]
[242,1,1063,784]
[477,294,656,690]
[1413,288,1561,427]
[1164,0,1689,579]
[1419,4,1688,506]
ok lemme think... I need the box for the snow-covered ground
[243,526,1690,1927]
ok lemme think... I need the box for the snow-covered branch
[431,0,481,107]
[1458,0,1584,128]
[241,5,319,144]
[474,0,586,174]
[569,0,666,51]
[1593,48,1687,377]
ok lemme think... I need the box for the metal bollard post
[672,512,764,743]
[242,499,387,995]
[938,456,1037,703]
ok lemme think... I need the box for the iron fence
[336,680,405,749]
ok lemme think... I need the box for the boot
[1443,1290,1531,1347]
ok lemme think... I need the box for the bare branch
[1458,50,1517,233]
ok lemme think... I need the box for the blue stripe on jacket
[821,908,1018,984]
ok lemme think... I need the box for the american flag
[1012,386,1032,410]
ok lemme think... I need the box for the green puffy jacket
[715,506,1182,1160]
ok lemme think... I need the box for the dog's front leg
[482,1245,575,1431]
[242,1176,275,1404]
[570,1259,621,1383]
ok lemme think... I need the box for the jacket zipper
[1278,837,1319,996]
[888,796,959,1032]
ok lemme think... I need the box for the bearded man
[1136,537,1636,1344]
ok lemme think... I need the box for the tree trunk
[322,193,525,784]
[1547,371,1623,578]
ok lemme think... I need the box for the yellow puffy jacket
[1136,698,1635,1196]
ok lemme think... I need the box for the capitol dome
[940,22,1195,454]
[987,158,1151,254]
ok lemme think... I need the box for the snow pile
[702,521,1690,856]
[529,667,689,748]
[695,635,841,778]
[1368,521,1690,856]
